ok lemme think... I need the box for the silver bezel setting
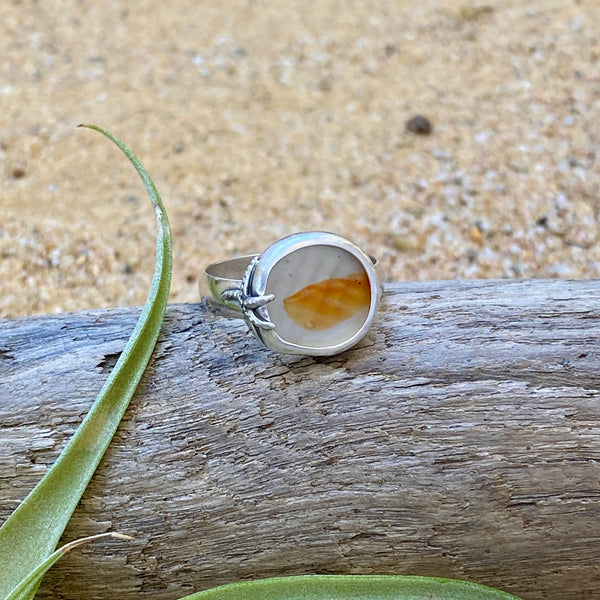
[240,232,381,356]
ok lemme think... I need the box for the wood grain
[1,279,599,600]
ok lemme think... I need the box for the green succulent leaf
[179,575,523,600]
[0,125,172,600]
[5,534,132,600]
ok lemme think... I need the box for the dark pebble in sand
[406,115,433,135]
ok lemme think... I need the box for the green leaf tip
[180,575,524,600]
[5,533,133,600]
[0,125,172,600]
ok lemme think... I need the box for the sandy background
[1,0,598,318]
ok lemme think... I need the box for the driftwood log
[1,279,599,600]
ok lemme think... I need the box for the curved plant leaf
[0,125,172,600]
[179,575,523,600]
[5,533,132,600]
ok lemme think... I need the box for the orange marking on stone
[283,272,370,330]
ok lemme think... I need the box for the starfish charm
[221,256,275,330]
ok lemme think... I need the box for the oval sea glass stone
[265,244,371,349]
[283,272,370,330]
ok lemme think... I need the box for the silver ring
[203,232,383,356]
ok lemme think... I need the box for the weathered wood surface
[1,279,599,600]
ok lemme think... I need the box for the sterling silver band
[203,232,383,356]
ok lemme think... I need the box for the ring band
[203,232,383,356]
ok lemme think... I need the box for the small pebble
[406,115,433,135]
[11,160,26,179]
[469,225,484,246]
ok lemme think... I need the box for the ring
[203,231,383,356]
